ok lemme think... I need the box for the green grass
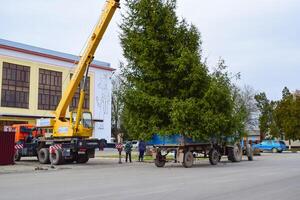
[287,148,300,153]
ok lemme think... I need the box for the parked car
[131,140,139,150]
[252,140,287,153]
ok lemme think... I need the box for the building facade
[0,38,114,141]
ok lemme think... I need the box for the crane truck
[14,0,120,165]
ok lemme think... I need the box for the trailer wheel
[38,148,50,164]
[227,148,234,161]
[229,143,242,162]
[209,149,219,165]
[246,144,253,161]
[182,151,194,168]
[50,149,64,165]
[154,152,166,167]
[76,154,89,164]
[154,158,166,167]
[14,150,21,161]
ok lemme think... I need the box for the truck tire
[209,148,219,165]
[38,148,50,164]
[182,151,194,168]
[50,149,64,165]
[14,150,21,161]
[154,152,166,167]
[228,144,242,162]
[76,154,89,164]
[246,144,253,161]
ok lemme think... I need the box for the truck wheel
[14,150,21,161]
[76,155,89,164]
[50,149,64,165]
[209,149,220,165]
[182,151,194,168]
[246,144,253,161]
[38,148,50,164]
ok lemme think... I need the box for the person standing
[138,140,146,162]
[124,141,133,163]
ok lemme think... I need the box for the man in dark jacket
[124,141,133,163]
[138,140,146,162]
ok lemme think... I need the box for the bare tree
[240,85,259,131]
[111,72,125,141]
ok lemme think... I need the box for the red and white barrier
[14,144,24,150]
[49,144,62,154]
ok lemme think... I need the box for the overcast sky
[1,0,299,100]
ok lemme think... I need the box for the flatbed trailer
[149,134,253,168]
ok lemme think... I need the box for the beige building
[0,38,114,140]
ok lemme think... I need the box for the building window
[38,69,62,110]
[1,62,30,108]
[69,74,90,111]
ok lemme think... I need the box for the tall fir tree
[120,0,246,140]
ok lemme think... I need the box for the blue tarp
[147,134,206,146]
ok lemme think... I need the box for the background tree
[275,87,300,142]
[254,92,273,139]
[120,0,247,140]
[111,71,127,140]
[237,85,259,132]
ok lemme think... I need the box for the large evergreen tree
[120,0,246,140]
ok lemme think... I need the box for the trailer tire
[38,148,50,164]
[246,144,253,161]
[227,148,234,161]
[50,149,64,165]
[228,144,242,162]
[209,149,219,165]
[154,152,166,167]
[233,143,242,162]
[76,154,89,164]
[14,150,21,161]
[154,158,166,167]
[182,151,194,168]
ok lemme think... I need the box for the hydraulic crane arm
[55,0,120,120]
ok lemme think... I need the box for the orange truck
[13,124,42,161]
[13,124,39,143]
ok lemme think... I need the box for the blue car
[252,140,287,153]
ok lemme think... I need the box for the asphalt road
[1,153,300,200]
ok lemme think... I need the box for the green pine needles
[120,0,247,141]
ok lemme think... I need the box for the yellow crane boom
[56,0,120,119]
[40,0,120,138]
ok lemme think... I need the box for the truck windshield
[20,126,32,133]
[82,112,93,128]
